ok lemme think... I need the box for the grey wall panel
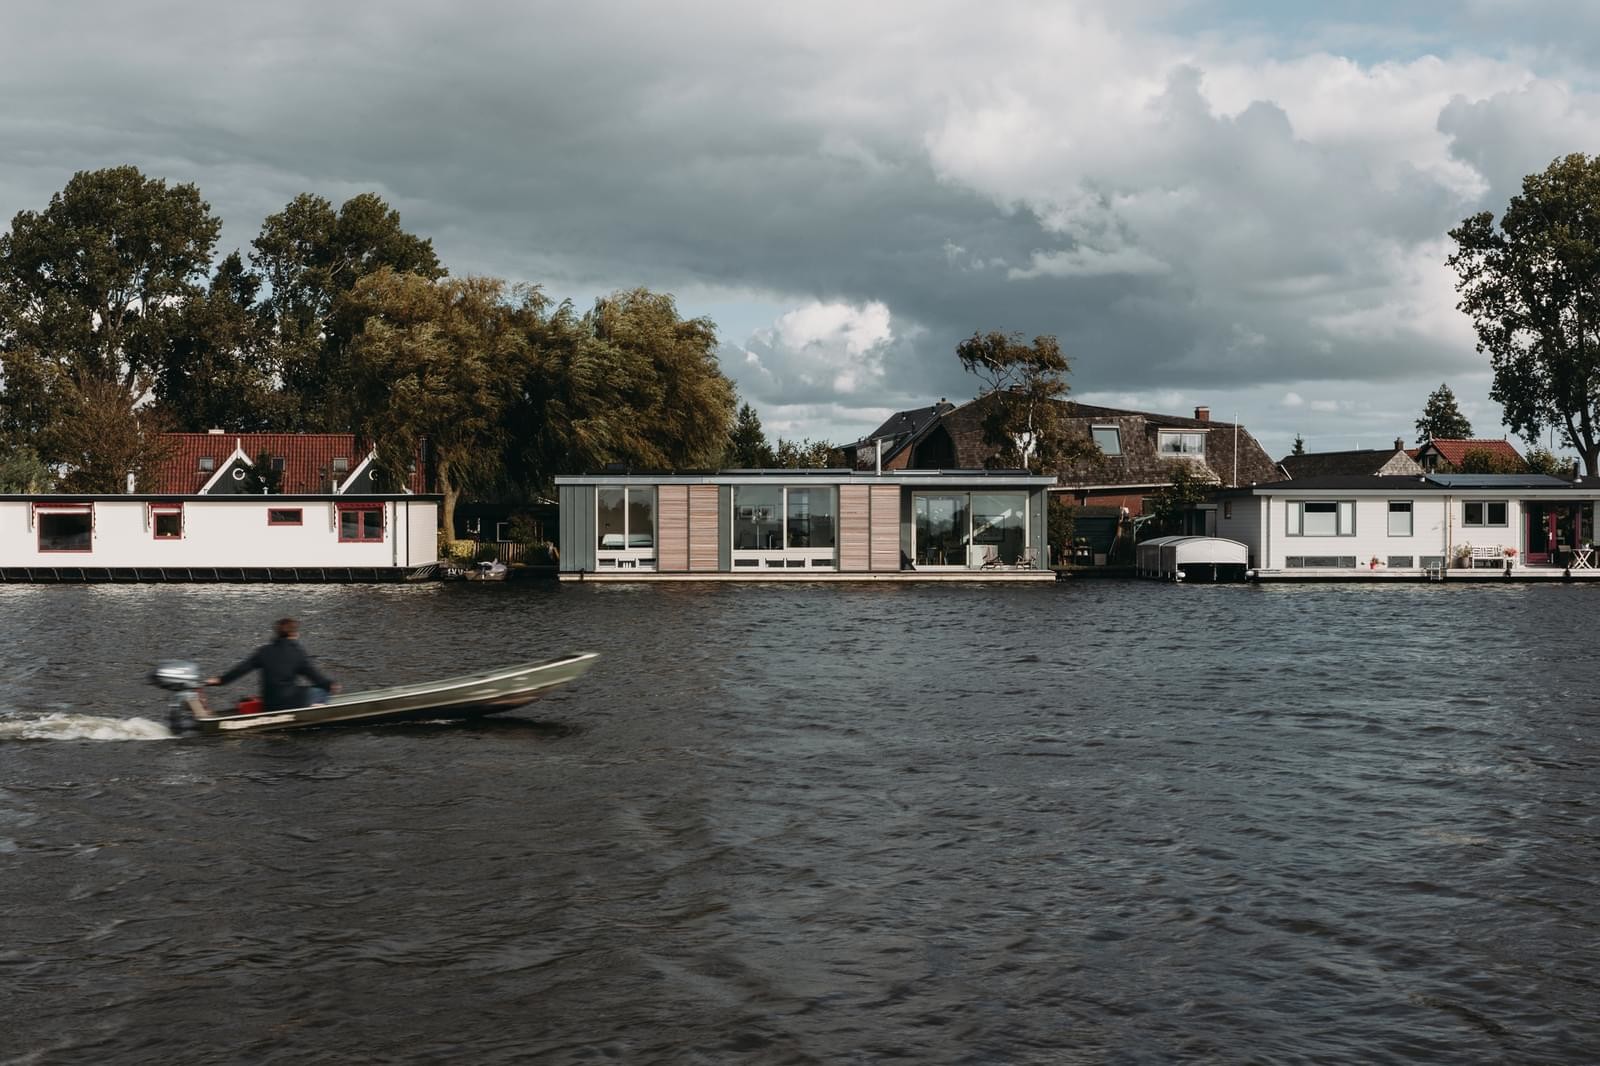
[1032,489,1048,567]
[559,485,596,572]
[718,485,732,571]
[900,486,913,557]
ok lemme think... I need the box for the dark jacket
[219,638,334,711]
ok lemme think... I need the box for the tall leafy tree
[345,269,532,536]
[154,252,280,431]
[0,165,219,483]
[772,438,836,468]
[726,402,773,467]
[50,378,175,493]
[1449,153,1600,473]
[956,330,1091,473]
[1145,461,1215,537]
[252,192,443,431]
[0,441,54,492]
[1414,383,1473,442]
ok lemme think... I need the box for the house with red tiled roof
[153,433,426,496]
[1410,438,1527,474]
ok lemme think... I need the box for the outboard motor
[149,661,205,735]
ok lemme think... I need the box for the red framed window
[337,503,384,543]
[35,503,94,552]
[267,508,303,526]
[151,504,183,539]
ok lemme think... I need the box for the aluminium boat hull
[187,652,597,735]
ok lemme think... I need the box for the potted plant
[1369,555,1381,570]
[1453,543,1473,569]
[1503,546,1517,571]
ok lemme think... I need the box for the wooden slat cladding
[656,484,689,571]
[688,485,720,570]
[869,484,900,571]
[838,485,871,571]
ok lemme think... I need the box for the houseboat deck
[0,565,436,584]
[1252,566,1600,583]
[561,569,1058,583]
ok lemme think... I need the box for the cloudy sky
[4,1,1598,458]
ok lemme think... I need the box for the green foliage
[1414,383,1473,442]
[346,270,533,536]
[50,379,175,493]
[239,450,283,494]
[1456,447,1525,474]
[154,252,281,431]
[1524,446,1571,476]
[1047,496,1076,565]
[956,330,1092,473]
[251,192,443,432]
[1449,153,1600,474]
[1291,434,1306,456]
[726,402,773,467]
[1145,461,1216,536]
[0,441,54,492]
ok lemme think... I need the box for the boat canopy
[1137,536,1250,580]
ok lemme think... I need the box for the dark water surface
[3,580,1597,1064]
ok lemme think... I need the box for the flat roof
[0,494,443,503]
[555,469,1057,487]
[1219,473,1599,495]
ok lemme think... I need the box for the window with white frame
[1091,425,1122,456]
[1388,500,1413,537]
[596,486,656,568]
[151,503,183,539]
[1463,500,1508,527]
[732,485,836,568]
[1287,500,1355,536]
[1158,430,1205,457]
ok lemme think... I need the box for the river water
[2,580,1596,1064]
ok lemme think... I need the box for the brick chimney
[1394,437,1404,451]
[1193,406,1210,422]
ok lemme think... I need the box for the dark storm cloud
[2,0,1597,449]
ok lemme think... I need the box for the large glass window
[1463,500,1507,527]
[38,507,92,552]
[1287,500,1355,536]
[1388,500,1412,537]
[785,488,835,549]
[913,492,1030,567]
[597,487,656,554]
[733,486,783,551]
[1158,431,1205,457]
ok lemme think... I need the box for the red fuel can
[237,697,264,715]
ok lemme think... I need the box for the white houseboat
[554,469,1057,580]
[1214,473,1600,579]
[0,494,441,582]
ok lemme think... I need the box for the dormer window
[1158,431,1205,457]
[198,456,215,472]
[331,457,349,475]
[270,456,286,474]
[1091,425,1122,456]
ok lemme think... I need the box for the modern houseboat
[1214,473,1600,580]
[554,469,1057,580]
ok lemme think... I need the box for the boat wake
[0,713,173,742]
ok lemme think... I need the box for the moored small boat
[151,653,597,735]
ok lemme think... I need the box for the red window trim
[267,508,304,526]
[35,502,95,553]
[337,502,385,543]
[151,503,184,540]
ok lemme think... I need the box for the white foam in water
[0,713,173,742]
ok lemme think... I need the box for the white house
[1214,474,1600,577]
[1,494,441,580]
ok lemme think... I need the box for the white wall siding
[2,498,439,569]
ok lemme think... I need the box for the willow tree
[1449,153,1600,474]
[345,269,534,534]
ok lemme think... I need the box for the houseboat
[0,494,441,582]
[554,469,1057,580]
[1214,473,1600,580]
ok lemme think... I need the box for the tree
[772,438,835,468]
[1524,445,1570,477]
[1449,153,1600,474]
[1414,383,1473,442]
[956,330,1092,473]
[0,165,220,481]
[1144,461,1216,536]
[1291,434,1306,456]
[49,378,175,493]
[346,270,533,536]
[1457,446,1525,474]
[1047,496,1076,567]
[726,402,773,467]
[0,441,54,492]
[154,252,281,431]
[252,192,443,431]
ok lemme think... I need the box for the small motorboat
[464,560,509,581]
[150,653,597,736]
